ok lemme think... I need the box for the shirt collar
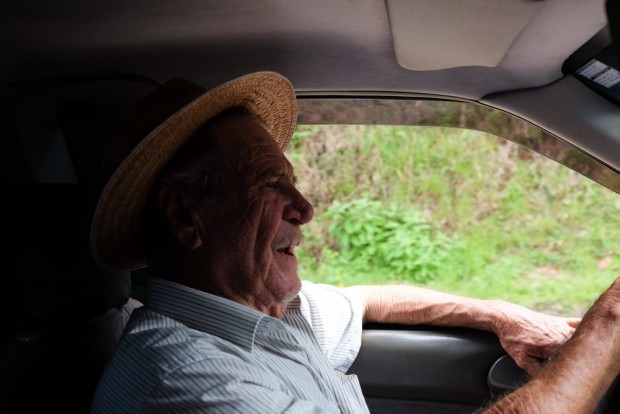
[145,277,283,351]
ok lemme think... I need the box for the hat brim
[91,71,297,270]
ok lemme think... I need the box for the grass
[286,125,620,317]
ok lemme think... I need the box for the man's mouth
[274,232,302,257]
[276,246,295,256]
[273,233,302,274]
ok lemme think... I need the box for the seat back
[0,183,138,412]
[0,79,156,412]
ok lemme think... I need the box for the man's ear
[158,186,203,250]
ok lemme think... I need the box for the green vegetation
[286,125,620,317]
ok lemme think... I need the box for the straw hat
[90,71,297,270]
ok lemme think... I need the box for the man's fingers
[566,318,581,329]
[519,358,543,377]
[520,354,553,376]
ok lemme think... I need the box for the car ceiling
[1,0,609,98]
[2,0,620,174]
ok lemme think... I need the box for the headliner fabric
[0,0,609,99]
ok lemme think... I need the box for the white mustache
[273,230,304,251]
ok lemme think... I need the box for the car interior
[2,1,620,412]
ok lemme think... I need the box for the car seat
[0,182,141,413]
[0,82,153,412]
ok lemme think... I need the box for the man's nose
[284,187,314,225]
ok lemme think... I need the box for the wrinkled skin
[159,114,313,318]
[491,300,580,375]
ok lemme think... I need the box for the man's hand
[484,277,620,413]
[491,300,579,376]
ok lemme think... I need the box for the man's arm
[483,278,620,413]
[346,284,579,375]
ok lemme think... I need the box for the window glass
[287,119,620,318]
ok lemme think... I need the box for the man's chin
[290,275,303,295]
[267,276,302,318]
[278,271,301,296]
[274,250,299,274]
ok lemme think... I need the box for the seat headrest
[2,182,131,335]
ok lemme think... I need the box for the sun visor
[386,0,545,70]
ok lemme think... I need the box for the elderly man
[90,72,616,413]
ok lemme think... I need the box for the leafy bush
[317,198,451,283]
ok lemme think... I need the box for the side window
[288,100,620,318]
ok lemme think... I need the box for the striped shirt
[91,278,368,413]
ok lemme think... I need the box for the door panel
[347,324,529,413]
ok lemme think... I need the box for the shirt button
[267,322,278,331]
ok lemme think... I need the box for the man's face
[192,114,314,316]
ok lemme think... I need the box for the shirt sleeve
[298,281,364,373]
